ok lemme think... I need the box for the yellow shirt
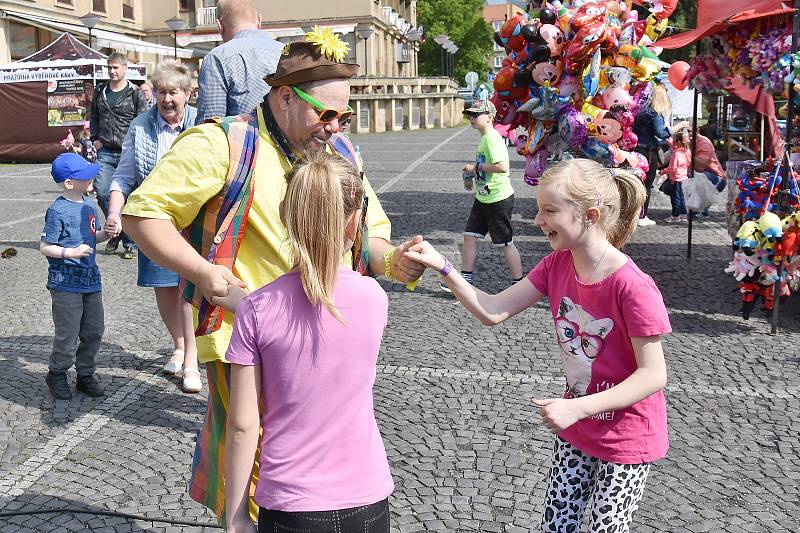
[124,106,391,363]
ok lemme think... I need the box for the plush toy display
[727,159,800,320]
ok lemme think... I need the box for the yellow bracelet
[383,246,419,291]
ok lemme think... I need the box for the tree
[653,0,698,63]
[417,0,494,83]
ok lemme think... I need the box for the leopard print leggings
[541,438,650,533]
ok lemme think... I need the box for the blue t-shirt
[41,196,101,293]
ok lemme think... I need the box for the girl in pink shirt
[223,151,393,533]
[406,159,671,533]
[663,125,692,222]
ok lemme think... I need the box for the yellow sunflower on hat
[305,26,350,63]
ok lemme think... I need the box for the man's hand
[93,140,103,151]
[403,240,446,271]
[391,235,427,282]
[195,263,248,304]
[463,163,476,173]
[104,215,122,237]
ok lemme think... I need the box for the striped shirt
[194,29,284,125]
[110,111,185,197]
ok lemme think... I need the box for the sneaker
[105,235,120,253]
[637,216,656,227]
[45,371,71,400]
[438,281,452,293]
[663,216,681,223]
[121,246,136,260]
[678,215,688,223]
[76,374,105,397]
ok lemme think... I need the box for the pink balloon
[668,61,691,90]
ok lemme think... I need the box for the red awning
[658,0,794,49]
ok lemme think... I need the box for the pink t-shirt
[528,250,672,464]
[226,267,394,511]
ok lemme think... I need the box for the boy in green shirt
[451,100,522,289]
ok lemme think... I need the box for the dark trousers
[670,181,686,217]
[49,290,104,377]
[258,499,390,533]
[640,148,659,216]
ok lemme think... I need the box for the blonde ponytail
[283,150,364,321]
[607,168,646,249]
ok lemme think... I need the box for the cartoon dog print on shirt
[555,296,613,397]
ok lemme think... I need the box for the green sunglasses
[291,86,354,125]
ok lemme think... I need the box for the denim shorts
[258,499,390,533]
[137,250,180,288]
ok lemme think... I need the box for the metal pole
[88,28,92,50]
[687,42,701,259]
[770,0,800,334]
[441,48,444,77]
[173,31,178,59]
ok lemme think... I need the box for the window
[93,0,106,13]
[492,20,502,31]
[179,0,196,9]
[493,56,503,68]
[122,0,134,19]
[9,22,38,60]
[56,0,75,6]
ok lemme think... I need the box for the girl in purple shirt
[223,151,393,533]
[406,158,671,533]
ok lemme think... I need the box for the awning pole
[770,0,800,334]
[687,41,701,260]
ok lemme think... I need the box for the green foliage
[417,0,494,83]
[656,0,698,64]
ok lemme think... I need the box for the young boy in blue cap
[41,153,111,400]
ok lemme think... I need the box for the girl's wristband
[439,257,453,276]
[61,247,68,259]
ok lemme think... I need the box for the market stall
[659,0,800,331]
[0,32,145,162]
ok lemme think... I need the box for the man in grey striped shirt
[194,0,284,125]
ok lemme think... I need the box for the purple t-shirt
[226,267,394,511]
[528,250,672,464]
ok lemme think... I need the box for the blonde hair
[538,159,646,249]
[651,84,671,120]
[283,150,364,320]
[151,59,191,93]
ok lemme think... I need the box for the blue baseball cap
[51,152,100,183]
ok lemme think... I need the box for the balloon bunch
[491,0,674,185]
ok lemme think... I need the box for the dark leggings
[258,499,390,533]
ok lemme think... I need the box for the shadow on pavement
[0,335,206,431]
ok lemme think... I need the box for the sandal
[182,367,203,393]
[163,349,184,375]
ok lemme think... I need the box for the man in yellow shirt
[122,32,425,523]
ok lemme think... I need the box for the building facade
[0,0,463,133]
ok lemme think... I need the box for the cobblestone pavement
[0,127,799,533]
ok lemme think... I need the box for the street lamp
[165,16,188,59]
[433,35,452,77]
[356,24,374,77]
[446,44,458,78]
[79,12,101,50]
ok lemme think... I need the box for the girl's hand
[403,240,446,271]
[209,285,250,313]
[533,398,586,434]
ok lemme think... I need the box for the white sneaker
[182,367,203,393]
[637,216,656,227]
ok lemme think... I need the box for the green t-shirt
[474,128,513,204]
[105,85,125,108]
